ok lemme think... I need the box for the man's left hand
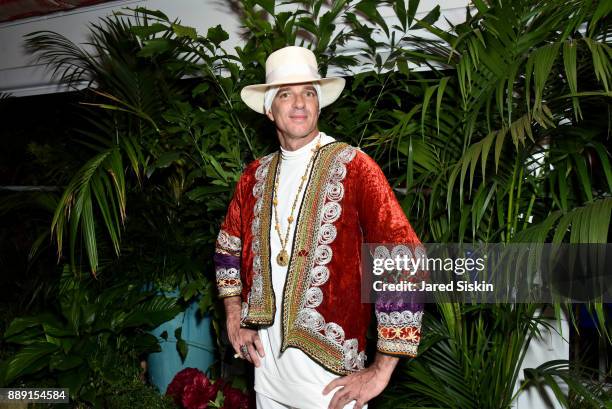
[322,358,395,409]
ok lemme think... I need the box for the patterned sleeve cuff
[376,310,423,357]
[216,265,242,298]
[214,229,242,298]
[216,230,241,256]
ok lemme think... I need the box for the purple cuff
[214,252,240,270]
[375,299,424,314]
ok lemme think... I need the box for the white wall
[515,313,570,409]
[0,0,244,96]
[0,0,470,96]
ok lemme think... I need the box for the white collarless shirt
[254,133,363,409]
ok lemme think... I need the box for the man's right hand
[224,296,265,367]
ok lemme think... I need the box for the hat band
[266,63,321,83]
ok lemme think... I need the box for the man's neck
[277,129,320,151]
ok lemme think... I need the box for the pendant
[276,249,289,266]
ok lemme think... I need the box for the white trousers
[256,393,297,409]
[256,391,365,409]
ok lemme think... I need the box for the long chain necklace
[272,134,322,266]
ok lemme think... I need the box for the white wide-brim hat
[240,46,346,114]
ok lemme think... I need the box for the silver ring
[240,344,249,357]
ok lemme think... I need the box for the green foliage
[377,304,543,408]
[390,0,612,246]
[364,0,611,407]
[376,308,612,408]
[0,267,180,406]
[105,376,178,409]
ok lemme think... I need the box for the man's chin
[285,127,316,139]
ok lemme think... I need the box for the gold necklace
[272,135,322,266]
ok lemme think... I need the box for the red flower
[221,384,249,409]
[182,372,219,409]
[166,368,205,406]
[166,368,252,409]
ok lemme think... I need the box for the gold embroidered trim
[377,339,419,357]
[243,152,277,325]
[218,285,242,298]
[281,142,364,374]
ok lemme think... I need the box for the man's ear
[266,109,275,122]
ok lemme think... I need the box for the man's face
[266,83,319,141]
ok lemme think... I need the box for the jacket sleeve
[214,176,244,299]
[356,151,425,358]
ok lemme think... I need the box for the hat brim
[240,76,346,114]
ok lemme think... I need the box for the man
[214,46,423,409]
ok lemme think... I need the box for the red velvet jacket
[214,141,424,375]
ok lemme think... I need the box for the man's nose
[293,93,305,108]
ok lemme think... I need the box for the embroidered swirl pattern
[376,310,423,328]
[216,230,242,255]
[373,244,427,275]
[216,267,239,281]
[294,145,367,372]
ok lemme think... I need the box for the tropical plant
[24,14,193,276]
[363,0,612,407]
[388,0,612,246]
[22,8,228,359]
[375,306,611,408]
[0,267,180,406]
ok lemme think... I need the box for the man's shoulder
[242,151,277,174]
[234,152,277,188]
[337,144,379,169]
[311,140,380,173]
